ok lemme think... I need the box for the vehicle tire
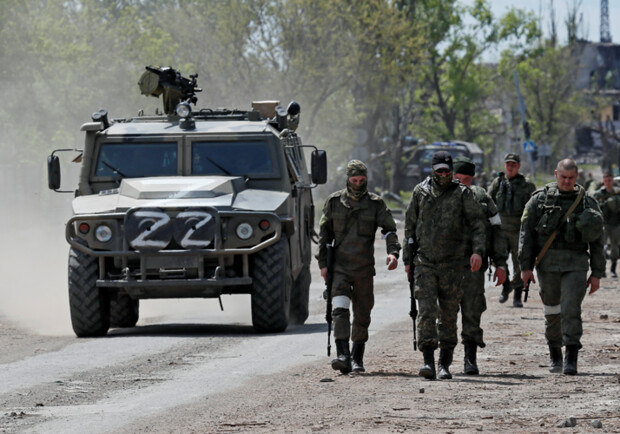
[109,292,139,328]
[251,238,292,333]
[68,246,110,337]
[290,265,310,325]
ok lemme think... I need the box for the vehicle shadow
[106,321,327,338]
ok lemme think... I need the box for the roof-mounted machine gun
[138,66,202,115]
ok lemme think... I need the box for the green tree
[408,1,540,171]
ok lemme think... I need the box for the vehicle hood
[71,176,290,215]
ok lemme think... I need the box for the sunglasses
[434,168,452,174]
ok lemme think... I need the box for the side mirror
[47,154,61,190]
[311,150,327,185]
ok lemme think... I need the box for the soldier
[452,157,508,375]
[318,160,400,374]
[488,153,536,307]
[593,173,620,278]
[403,151,486,380]
[519,159,604,375]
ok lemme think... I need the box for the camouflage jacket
[465,185,508,270]
[488,173,536,232]
[403,177,486,266]
[519,183,605,278]
[593,186,620,226]
[318,190,400,276]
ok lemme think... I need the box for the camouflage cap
[346,160,367,178]
[453,156,476,176]
[504,153,521,163]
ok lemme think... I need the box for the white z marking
[130,210,170,249]
[177,211,213,248]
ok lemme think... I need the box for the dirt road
[1,235,619,433]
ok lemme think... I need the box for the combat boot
[499,280,511,303]
[563,345,579,375]
[419,348,436,380]
[611,260,617,278]
[331,340,352,374]
[513,287,523,308]
[463,342,479,375]
[437,348,453,380]
[351,342,365,373]
[548,345,563,373]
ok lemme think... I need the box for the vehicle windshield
[192,140,277,177]
[95,143,177,178]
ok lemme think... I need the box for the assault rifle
[407,239,418,351]
[325,241,335,356]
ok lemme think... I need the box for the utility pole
[513,70,536,179]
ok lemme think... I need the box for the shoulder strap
[534,187,585,267]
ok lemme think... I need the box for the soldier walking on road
[318,160,400,374]
[452,157,508,375]
[519,159,604,375]
[593,173,620,278]
[403,151,486,380]
[488,153,536,307]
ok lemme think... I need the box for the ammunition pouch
[535,205,563,236]
[576,207,604,243]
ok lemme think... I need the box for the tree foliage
[0,0,593,192]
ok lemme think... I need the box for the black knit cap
[432,151,453,171]
[453,156,476,176]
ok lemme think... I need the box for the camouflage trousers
[414,261,465,351]
[331,271,374,343]
[537,269,588,348]
[604,224,620,261]
[504,229,524,290]
[460,268,487,348]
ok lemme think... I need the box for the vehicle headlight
[176,102,191,118]
[236,222,253,240]
[95,225,113,243]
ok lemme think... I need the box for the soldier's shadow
[455,373,543,385]
[359,371,419,378]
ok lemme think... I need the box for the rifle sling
[534,186,584,268]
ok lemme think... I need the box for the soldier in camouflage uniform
[593,173,620,278]
[318,160,400,374]
[453,156,508,375]
[519,159,604,375]
[403,151,486,380]
[488,153,536,307]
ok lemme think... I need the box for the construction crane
[601,0,611,43]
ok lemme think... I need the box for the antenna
[601,0,611,43]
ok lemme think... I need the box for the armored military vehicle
[405,140,484,186]
[47,66,327,337]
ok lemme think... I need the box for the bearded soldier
[488,153,536,307]
[519,159,604,375]
[403,151,486,380]
[593,172,620,277]
[318,160,400,374]
[452,156,508,375]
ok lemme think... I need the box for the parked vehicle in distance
[404,141,484,186]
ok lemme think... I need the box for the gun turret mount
[138,66,202,115]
